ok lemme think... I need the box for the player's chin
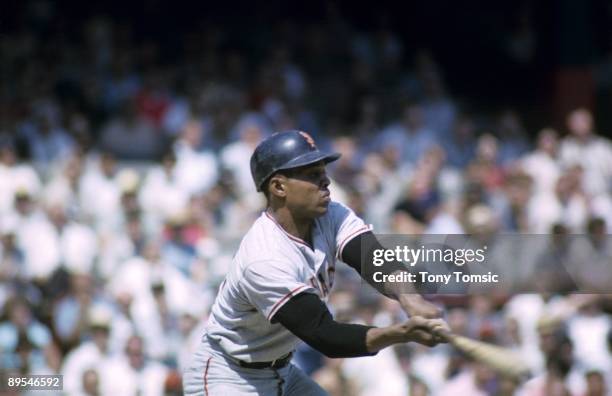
[314,199,330,215]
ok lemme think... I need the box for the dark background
[3,0,612,136]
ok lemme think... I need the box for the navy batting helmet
[250,130,341,192]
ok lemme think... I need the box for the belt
[238,353,293,369]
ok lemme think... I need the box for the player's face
[282,162,331,217]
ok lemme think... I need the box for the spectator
[466,134,505,193]
[14,191,61,282]
[99,99,164,160]
[420,59,457,139]
[350,95,382,147]
[437,362,495,396]
[42,153,85,216]
[47,204,98,274]
[567,218,612,292]
[98,335,168,396]
[0,296,54,372]
[499,172,533,232]
[496,109,531,165]
[379,102,439,167]
[79,368,101,396]
[19,111,75,172]
[139,150,190,232]
[176,307,207,373]
[567,300,612,373]
[528,167,589,233]
[220,118,264,197]
[0,216,25,290]
[78,152,122,232]
[444,115,477,169]
[97,212,143,280]
[329,136,361,190]
[584,370,607,396]
[172,119,218,196]
[559,108,612,196]
[109,239,203,359]
[105,289,136,356]
[520,128,561,195]
[53,273,100,349]
[134,69,171,128]
[532,224,577,294]
[0,143,41,216]
[102,51,141,113]
[61,305,114,396]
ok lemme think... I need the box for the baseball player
[183,130,447,395]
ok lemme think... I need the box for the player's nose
[320,173,330,188]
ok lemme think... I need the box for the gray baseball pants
[183,336,328,396]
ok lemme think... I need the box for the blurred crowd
[2,4,612,396]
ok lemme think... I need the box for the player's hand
[399,294,442,319]
[401,316,450,347]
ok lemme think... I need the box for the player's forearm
[306,321,377,358]
[381,270,419,299]
[376,274,442,318]
[274,293,377,358]
[274,293,436,357]
[365,324,407,353]
[366,317,448,352]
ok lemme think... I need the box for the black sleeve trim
[272,292,376,358]
[341,231,407,275]
[340,231,415,295]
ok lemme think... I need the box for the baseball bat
[435,329,530,379]
[536,294,600,331]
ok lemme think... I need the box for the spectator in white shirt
[78,152,121,232]
[567,301,612,373]
[527,167,589,233]
[42,154,85,218]
[559,108,612,197]
[61,306,114,396]
[0,142,41,217]
[437,363,494,396]
[139,150,189,233]
[521,128,561,195]
[45,204,98,275]
[173,119,218,196]
[109,239,203,360]
[14,192,61,281]
[220,119,263,197]
[97,213,143,280]
[98,335,168,396]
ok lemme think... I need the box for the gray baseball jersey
[204,201,371,363]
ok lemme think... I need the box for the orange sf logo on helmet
[299,131,316,149]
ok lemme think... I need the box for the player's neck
[267,207,313,245]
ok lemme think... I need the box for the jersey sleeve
[240,260,317,322]
[330,202,373,260]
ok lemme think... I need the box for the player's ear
[268,174,288,198]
